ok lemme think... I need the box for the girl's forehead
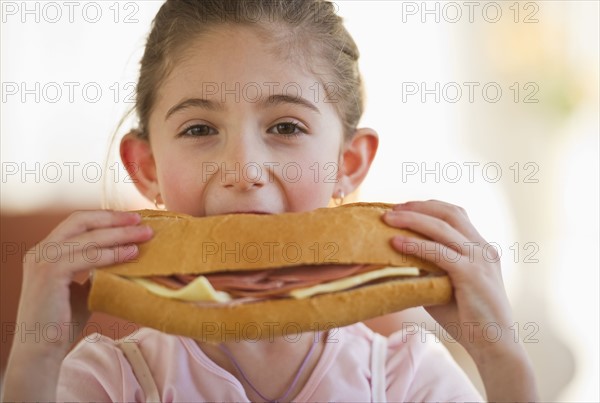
[170,24,319,85]
[158,27,327,108]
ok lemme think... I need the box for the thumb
[69,281,92,339]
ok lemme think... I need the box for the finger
[382,210,471,253]
[30,243,140,280]
[64,224,153,252]
[390,235,470,279]
[58,244,141,277]
[46,210,142,243]
[393,200,487,244]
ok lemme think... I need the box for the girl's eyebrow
[264,94,321,115]
[165,94,321,121]
[166,98,222,120]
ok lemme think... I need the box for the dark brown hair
[135,0,364,142]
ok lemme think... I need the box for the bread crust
[103,202,443,276]
[89,270,452,343]
[89,202,453,341]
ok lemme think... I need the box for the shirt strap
[117,339,161,402]
[370,333,388,402]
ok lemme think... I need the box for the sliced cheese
[129,276,232,303]
[289,267,420,299]
[127,266,420,303]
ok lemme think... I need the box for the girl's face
[146,25,346,217]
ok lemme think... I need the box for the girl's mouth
[229,211,272,215]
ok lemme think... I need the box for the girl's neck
[196,331,326,403]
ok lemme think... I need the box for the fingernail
[124,244,139,260]
[392,235,406,243]
[127,212,142,223]
[384,210,400,218]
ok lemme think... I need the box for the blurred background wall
[1,1,598,401]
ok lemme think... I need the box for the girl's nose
[220,136,267,191]
[221,161,265,191]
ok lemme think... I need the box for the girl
[2,0,538,401]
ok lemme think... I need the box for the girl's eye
[270,122,306,138]
[180,124,216,137]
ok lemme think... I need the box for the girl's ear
[337,127,379,195]
[120,131,160,203]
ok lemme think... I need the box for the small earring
[153,193,165,210]
[333,189,345,206]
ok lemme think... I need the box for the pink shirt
[57,323,482,402]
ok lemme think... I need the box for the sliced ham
[147,275,188,290]
[197,270,282,291]
[208,264,387,298]
[266,264,379,282]
[151,263,390,298]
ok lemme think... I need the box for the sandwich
[88,202,452,342]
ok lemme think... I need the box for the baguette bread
[88,202,452,342]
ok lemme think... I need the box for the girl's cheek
[288,170,336,211]
[158,161,203,207]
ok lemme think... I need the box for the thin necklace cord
[218,334,320,402]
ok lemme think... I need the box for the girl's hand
[2,210,153,402]
[382,200,538,401]
[382,200,512,356]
